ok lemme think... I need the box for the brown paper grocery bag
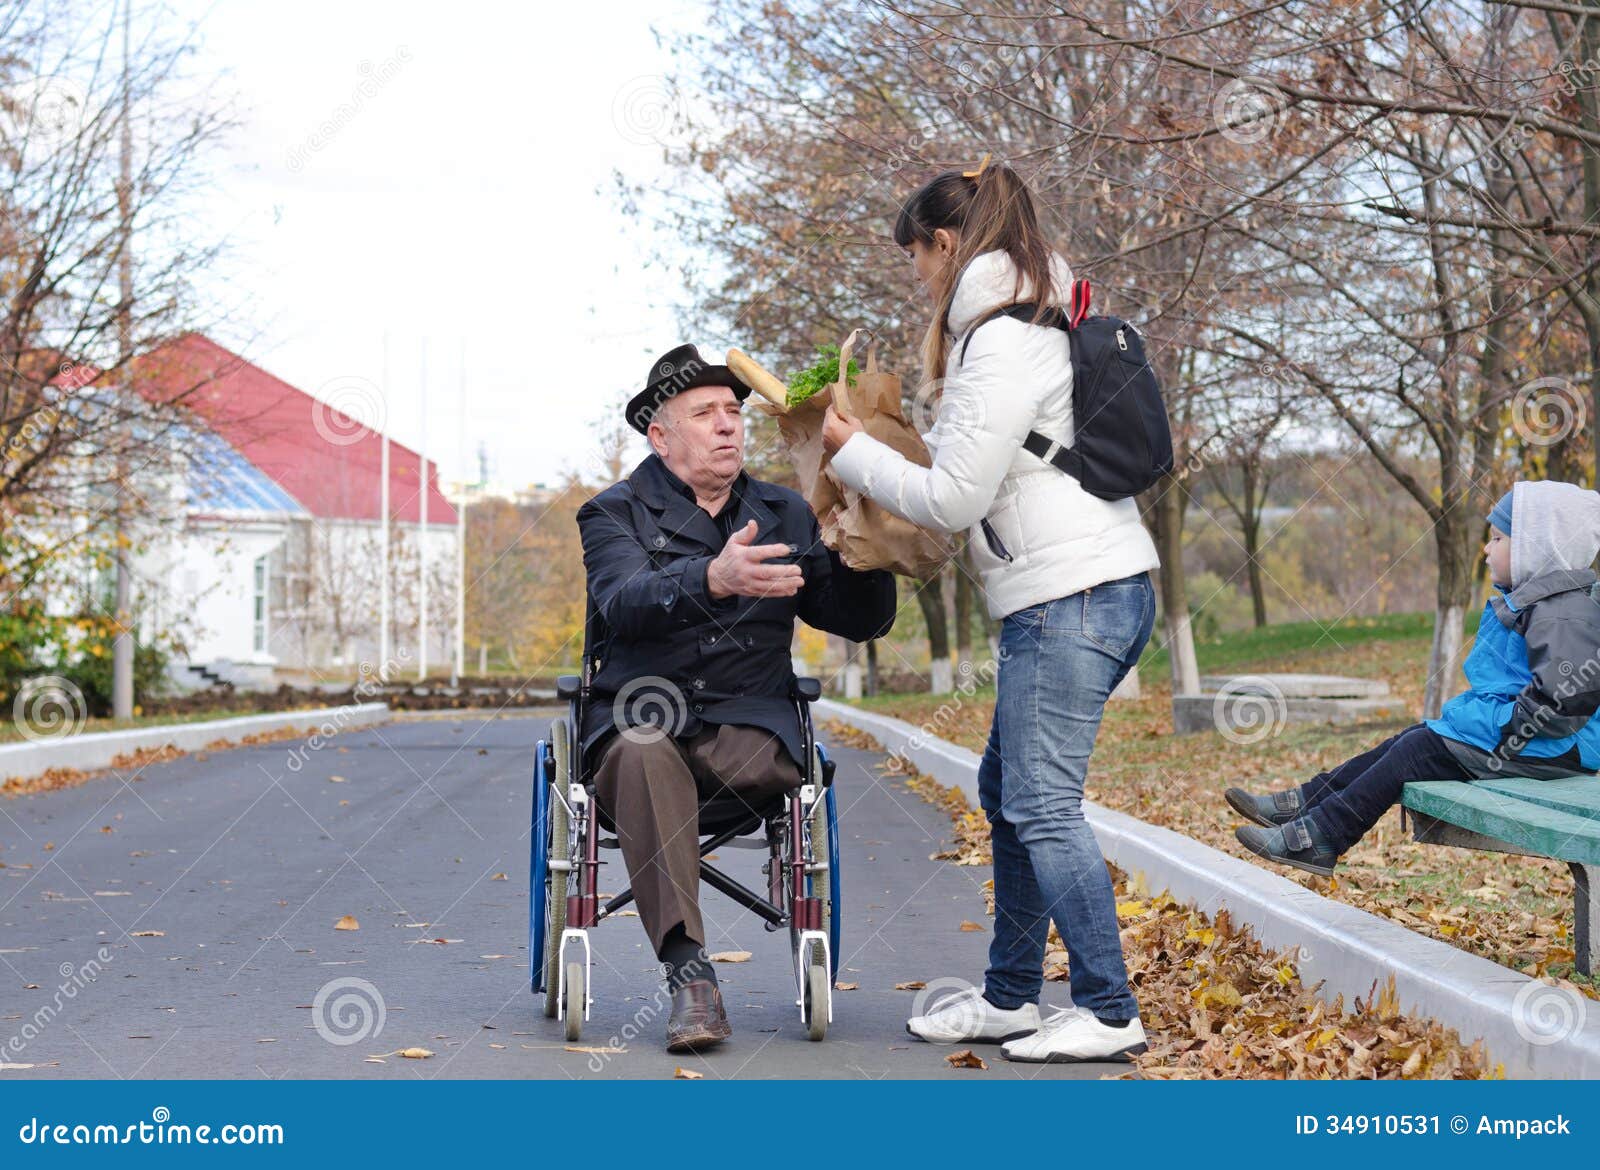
[747,330,951,579]
[819,331,951,579]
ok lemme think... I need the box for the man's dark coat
[576,453,897,767]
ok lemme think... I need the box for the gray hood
[1510,480,1600,587]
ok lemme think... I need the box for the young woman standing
[822,160,1160,1063]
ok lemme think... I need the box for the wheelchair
[529,624,842,1043]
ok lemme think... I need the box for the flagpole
[380,332,391,675]
[418,337,429,682]
[454,338,466,683]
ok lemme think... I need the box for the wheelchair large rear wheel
[812,746,842,979]
[529,720,570,1018]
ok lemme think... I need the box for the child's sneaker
[1235,819,1339,877]
[1000,1006,1148,1063]
[1224,786,1302,827]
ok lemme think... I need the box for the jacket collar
[946,248,1076,336]
[628,453,784,552]
[1489,567,1598,626]
[1505,567,1598,609]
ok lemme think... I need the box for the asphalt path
[1,711,1121,1080]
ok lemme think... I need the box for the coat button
[692,677,706,690]
[653,535,666,548]
[744,635,753,648]
[662,591,677,607]
[692,702,704,713]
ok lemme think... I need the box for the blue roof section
[179,424,307,517]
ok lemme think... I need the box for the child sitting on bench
[1227,480,1600,876]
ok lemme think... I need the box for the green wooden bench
[1401,776,1599,976]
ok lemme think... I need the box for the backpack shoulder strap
[956,301,1073,365]
[954,279,1090,364]
[1021,429,1083,478]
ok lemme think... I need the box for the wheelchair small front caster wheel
[803,957,828,1042]
[563,960,585,1042]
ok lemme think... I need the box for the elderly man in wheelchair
[529,343,896,1054]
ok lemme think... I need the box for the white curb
[816,697,1600,1079]
[1,703,392,784]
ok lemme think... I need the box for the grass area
[1135,609,1478,680]
[848,609,1598,997]
[0,707,303,745]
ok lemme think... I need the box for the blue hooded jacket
[1426,481,1600,770]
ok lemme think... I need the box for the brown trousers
[592,722,801,955]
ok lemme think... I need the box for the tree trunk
[1423,510,1476,719]
[1584,9,1600,489]
[865,639,878,697]
[954,539,974,679]
[917,569,953,693]
[1150,475,1201,696]
[1241,464,1269,628]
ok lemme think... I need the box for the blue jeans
[977,571,1156,1021]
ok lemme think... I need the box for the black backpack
[957,279,1173,501]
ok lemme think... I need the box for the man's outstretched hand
[706,519,804,599]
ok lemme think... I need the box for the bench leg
[1574,863,1598,978]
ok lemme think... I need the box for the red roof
[134,333,457,525]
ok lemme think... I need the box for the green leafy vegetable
[786,344,859,408]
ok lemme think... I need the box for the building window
[253,555,268,654]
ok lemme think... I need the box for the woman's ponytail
[894,159,1059,387]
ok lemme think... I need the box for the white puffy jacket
[829,248,1161,620]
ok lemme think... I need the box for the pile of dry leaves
[857,727,1500,1079]
[839,642,1600,999]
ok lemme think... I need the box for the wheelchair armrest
[792,676,822,703]
[556,675,582,700]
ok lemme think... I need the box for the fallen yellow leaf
[674,1066,703,1079]
[708,951,751,963]
[335,915,359,931]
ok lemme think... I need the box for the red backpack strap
[1068,279,1091,328]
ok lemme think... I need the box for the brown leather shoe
[665,979,732,1052]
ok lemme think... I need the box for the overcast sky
[174,0,699,488]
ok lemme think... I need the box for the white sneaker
[905,983,1040,1044]
[1001,1006,1148,1063]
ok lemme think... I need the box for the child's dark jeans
[1287,723,1473,855]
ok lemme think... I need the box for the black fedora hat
[626,343,752,434]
